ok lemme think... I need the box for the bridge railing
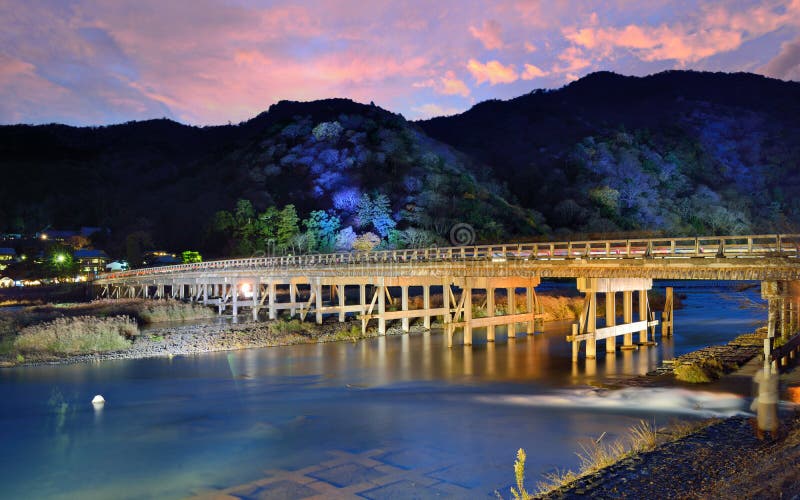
[97,234,800,281]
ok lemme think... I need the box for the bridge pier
[571,278,657,361]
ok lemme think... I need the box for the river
[0,281,763,499]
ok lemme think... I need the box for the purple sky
[1,0,799,126]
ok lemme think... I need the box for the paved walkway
[190,448,475,499]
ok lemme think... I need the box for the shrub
[14,316,137,354]
[674,358,726,383]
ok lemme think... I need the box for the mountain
[1,70,799,260]
[0,99,537,258]
[419,70,800,236]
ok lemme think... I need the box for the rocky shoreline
[544,329,800,499]
[2,318,421,368]
[545,413,800,498]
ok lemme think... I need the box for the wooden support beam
[586,291,597,359]
[338,284,346,322]
[487,287,495,342]
[253,277,261,321]
[638,289,649,344]
[401,285,409,332]
[423,285,431,329]
[569,320,659,342]
[268,279,276,320]
[364,307,450,321]
[452,312,540,329]
[463,286,472,345]
[378,280,386,335]
[622,290,634,349]
[526,286,535,335]
[605,291,616,353]
[315,279,323,325]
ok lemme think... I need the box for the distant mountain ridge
[419,70,800,236]
[1,70,799,258]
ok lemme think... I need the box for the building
[0,277,14,288]
[73,249,109,278]
[105,261,129,272]
[0,248,16,262]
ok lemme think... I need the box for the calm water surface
[0,281,764,498]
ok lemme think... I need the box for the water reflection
[0,281,770,498]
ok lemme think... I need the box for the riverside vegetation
[0,299,216,365]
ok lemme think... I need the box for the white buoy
[92,395,105,405]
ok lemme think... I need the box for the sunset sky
[2,0,799,126]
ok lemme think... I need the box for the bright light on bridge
[240,282,253,298]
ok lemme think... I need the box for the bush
[674,358,725,383]
[14,316,137,354]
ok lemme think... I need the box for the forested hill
[0,99,538,258]
[419,70,800,236]
[1,70,799,260]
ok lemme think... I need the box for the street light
[55,254,65,263]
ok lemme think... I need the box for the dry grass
[0,299,215,336]
[14,316,137,355]
[532,419,665,497]
[674,358,726,383]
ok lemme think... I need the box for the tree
[303,211,341,253]
[356,193,396,237]
[353,232,381,251]
[45,244,78,280]
[181,251,202,263]
[277,204,300,252]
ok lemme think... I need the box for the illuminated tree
[181,251,202,263]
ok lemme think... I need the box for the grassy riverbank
[0,299,217,365]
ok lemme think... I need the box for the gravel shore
[4,319,418,368]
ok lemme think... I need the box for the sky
[1,0,800,126]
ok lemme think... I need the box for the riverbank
[543,402,800,498]
[535,332,800,499]
[1,317,417,368]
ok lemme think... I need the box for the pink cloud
[467,59,518,85]
[469,20,504,50]
[565,24,742,64]
[552,46,592,73]
[563,1,800,66]
[411,103,463,119]
[521,63,548,80]
[762,36,800,80]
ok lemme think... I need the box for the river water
[0,281,764,499]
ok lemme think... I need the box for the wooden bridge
[94,234,800,362]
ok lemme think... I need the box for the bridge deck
[95,234,800,284]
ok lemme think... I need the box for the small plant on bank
[333,324,362,342]
[510,448,533,500]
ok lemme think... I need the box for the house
[0,248,16,261]
[73,249,109,277]
[105,260,129,272]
